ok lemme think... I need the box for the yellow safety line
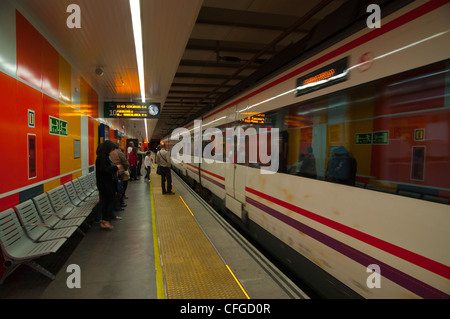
[179,195,194,216]
[226,264,250,299]
[150,179,165,299]
[180,193,249,299]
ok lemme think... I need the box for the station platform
[0,168,308,299]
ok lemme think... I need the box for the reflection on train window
[279,59,449,204]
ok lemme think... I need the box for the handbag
[122,170,130,181]
[157,165,162,175]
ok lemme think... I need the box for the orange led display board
[295,57,348,97]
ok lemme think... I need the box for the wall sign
[49,116,68,136]
[104,102,161,118]
[355,133,372,145]
[414,129,425,141]
[372,131,389,145]
[28,109,35,128]
[355,131,390,145]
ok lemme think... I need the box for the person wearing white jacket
[144,151,154,181]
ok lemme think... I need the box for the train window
[236,110,288,170]
[281,59,449,204]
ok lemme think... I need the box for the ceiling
[15,0,352,141]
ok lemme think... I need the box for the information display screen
[104,102,161,118]
[295,57,349,97]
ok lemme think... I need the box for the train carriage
[166,0,450,298]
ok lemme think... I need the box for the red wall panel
[60,174,73,185]
[41,37,59,97]
[17,82,43,189]
[0,194,20,214]
[16,11,43,89]
[0,72,18,194]
[88,86,99,118]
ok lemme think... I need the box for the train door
[225,163,234,197]
[224,131,246,219]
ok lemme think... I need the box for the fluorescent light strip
[144,118,148,141]
[129,0,145,103]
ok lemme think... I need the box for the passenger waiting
[95,140,124,230]
[118,146,130,207]
[144,151,154,181]
[129,147,138,180]
[156,144,174,195]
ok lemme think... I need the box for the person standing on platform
[110,145,124,213]
[95,140,123,230]
[118,146,130,207]
[137,148,145,177]
[127,141,134,157]
[156,144,174,194]
[129,147,138,180]
[144,151,154,181]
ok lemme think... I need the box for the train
[161,0,450,298]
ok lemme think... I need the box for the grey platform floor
[0,171,307,299]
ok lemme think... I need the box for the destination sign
[104,102,160,119]
[295,57,349,97]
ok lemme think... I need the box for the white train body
[167,0,450,298]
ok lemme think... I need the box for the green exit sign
[373,131,389,144]
[49,116,68,137]
[355,131,389,145]
[355,133,372,145]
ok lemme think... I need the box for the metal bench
[47,185,93,219]
[0,209,66,284]
[64,181,97,209]
[87,172,98,190]
[14,200,78,242]
[72,178,98,203]
[78,175,97,196]
[32,193,86,236]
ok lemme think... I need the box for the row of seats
[0,172,98,284]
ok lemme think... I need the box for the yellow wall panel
[79,77,89,115]
[58,55,71,104]
[72,171,82,179]
[59,102,82,174]
[43,178,60,193]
